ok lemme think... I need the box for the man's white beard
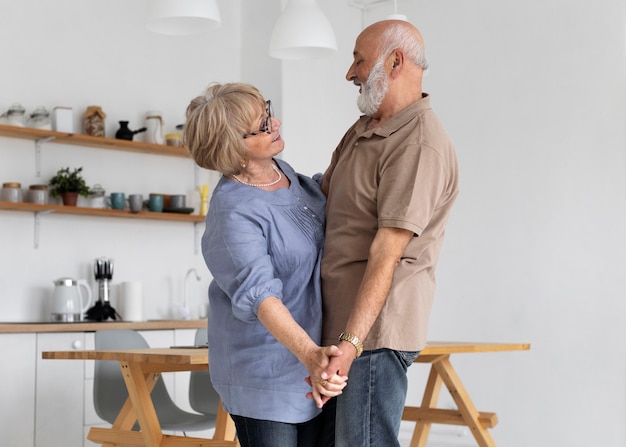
[357,58,389,116]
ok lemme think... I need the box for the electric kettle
[51,277,93,322]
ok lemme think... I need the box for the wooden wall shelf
[0,124,205,249]
[0,124,189,158]
[0,201,204,223]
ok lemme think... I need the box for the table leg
[91,362,161,447]
[434,357,497,447]
[409,362,444,447]
[119,360,164,447]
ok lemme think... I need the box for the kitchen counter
[0,319,207,334]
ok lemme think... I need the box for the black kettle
[115,121,147,141]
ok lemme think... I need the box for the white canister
[87,184,106,208]
[1,182,23,202]
[145,111,164,145]
[119,281,143,321]
[27,184,49,204]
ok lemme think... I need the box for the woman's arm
[257,296,347,408]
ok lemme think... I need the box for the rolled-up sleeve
[204,208,283,322]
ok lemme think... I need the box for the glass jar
[1,103,27,127]
[27,106,52,130]
[83,106,106,137]
[88,184,106,208]
[27,184,49,204]
[1,182,23,202]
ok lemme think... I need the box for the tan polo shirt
[320,94,459,351]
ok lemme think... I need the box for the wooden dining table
[42,347,238,447]
[401,341,530,447]
[43,340,529,447]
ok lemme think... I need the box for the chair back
[189,328,220,417]
[93,329,216,432]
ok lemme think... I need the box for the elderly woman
[183,83,345,447]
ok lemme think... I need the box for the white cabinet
[0,333,37,447]
[0,327,205,447]
[35,332,86,447]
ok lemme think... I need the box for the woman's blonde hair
[183,83,266,175]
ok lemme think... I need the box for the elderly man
[319,20,459,446]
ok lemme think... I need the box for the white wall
[0,0,242,321]
[275,1,626,446]
[1,0,625,446]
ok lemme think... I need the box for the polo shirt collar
[356,93,431,138]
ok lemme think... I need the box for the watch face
[339,332,363,358]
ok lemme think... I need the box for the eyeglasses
[243,100,273,139]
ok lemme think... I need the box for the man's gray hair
[381,23,429,70]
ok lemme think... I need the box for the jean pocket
[397,350,421,369]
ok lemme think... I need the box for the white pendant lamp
[145,0,221,35]
[386,0,407,21]
[269,0,338,60]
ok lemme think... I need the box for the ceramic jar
[27,184,49,204]
[1,182,23,202]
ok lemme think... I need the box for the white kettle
[51,277,93,322]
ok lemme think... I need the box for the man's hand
[304,345,348,408]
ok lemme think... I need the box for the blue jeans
[334,348,420,447]
[231,410,326,447]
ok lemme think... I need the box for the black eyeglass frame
[243,100,273,139]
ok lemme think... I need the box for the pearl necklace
[231,164,282,187]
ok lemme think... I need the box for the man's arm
[324,226,414,376]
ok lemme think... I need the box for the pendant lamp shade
[145,0,221,35]
[269,0,338,60]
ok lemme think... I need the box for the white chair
[188,328,221,417]
[93,329,217,433]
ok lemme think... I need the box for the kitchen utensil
[51,277,93,322]
[108,192,126,210]
[169,194,186,209]
[149,194,163,212]
[115,121,147,141]
[85,257,119,321]
[145,111,164,144]
[128,194,143,213]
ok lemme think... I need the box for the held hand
[304,345,348,408]
[323,340,356,379]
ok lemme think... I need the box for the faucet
[180,268,201,320]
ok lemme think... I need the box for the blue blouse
[201,158,326,423]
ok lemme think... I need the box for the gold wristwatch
[338,332,364,358]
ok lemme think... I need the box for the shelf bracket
[193,222,202,255]
[34,136,56,177]
[33,210,54,249]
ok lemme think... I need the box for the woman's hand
[303,345,348,408]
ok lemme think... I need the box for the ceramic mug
[169,194,186,209]
[128,194,143,213]
[108,192,126,210]
[149,194,163,212]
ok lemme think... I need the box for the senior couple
[183,20,459,447]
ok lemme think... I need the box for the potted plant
[48,167,90,206]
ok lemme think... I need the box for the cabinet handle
[72,340,82,350]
